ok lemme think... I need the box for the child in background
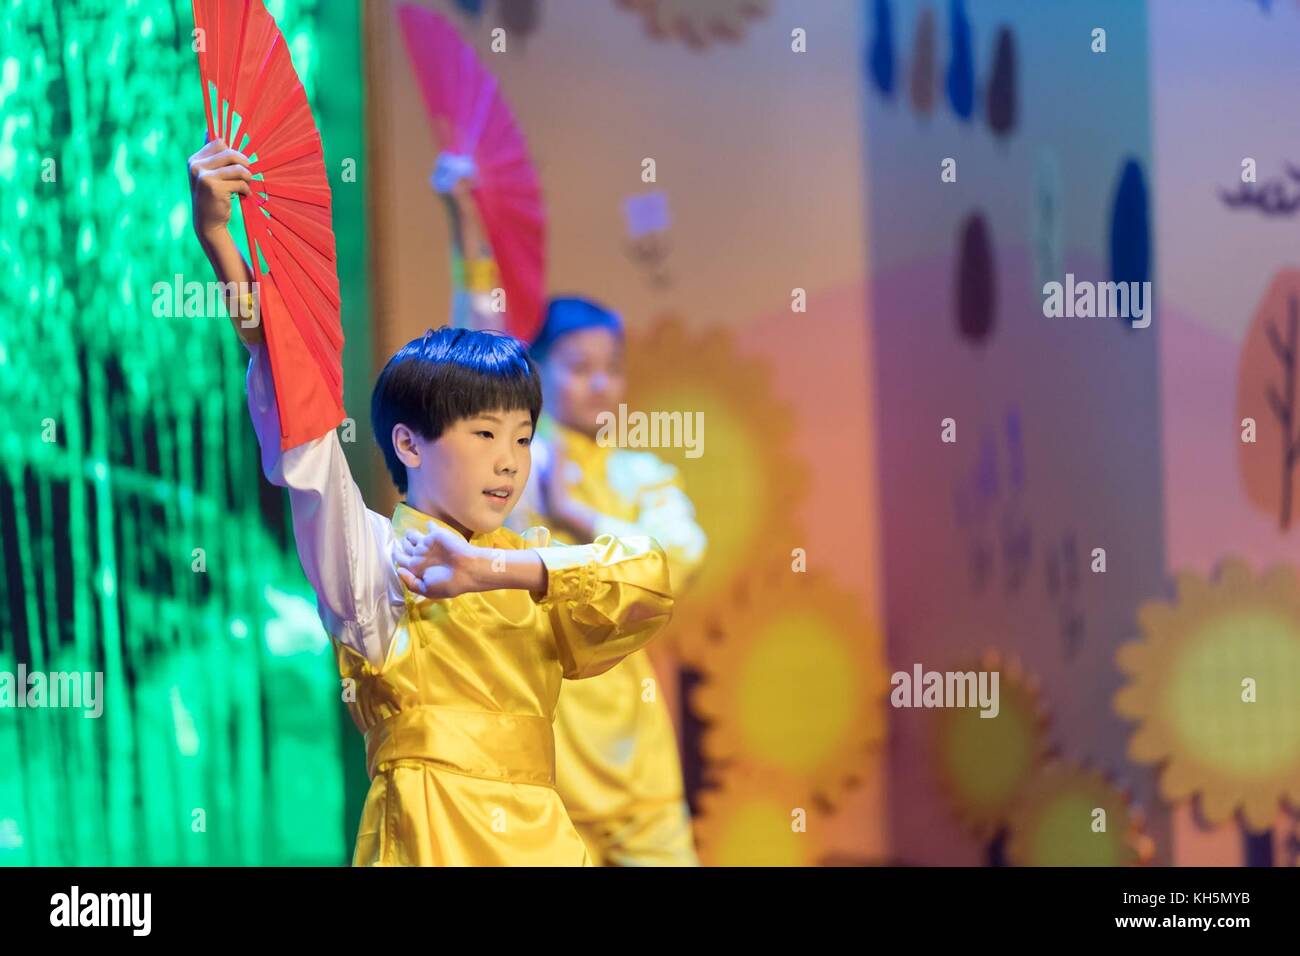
[189,137,674,866]
[515,298,707,866]
[433,155,704,865]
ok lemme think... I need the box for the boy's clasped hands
[394,522,484,600]
[395,521,549,602]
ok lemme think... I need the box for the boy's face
[541,327,625,437]
[396,409,534,537]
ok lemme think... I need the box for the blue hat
[530,296,624,361]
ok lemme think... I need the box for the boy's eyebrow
[468,413,535,429]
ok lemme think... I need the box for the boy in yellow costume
[511,298,707,866]
[189,138,673,866]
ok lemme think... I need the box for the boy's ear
[392,424,422,470]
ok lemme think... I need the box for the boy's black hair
[529,295,624,364]
[371,326,542,494]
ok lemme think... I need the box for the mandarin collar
[392,501,496,547]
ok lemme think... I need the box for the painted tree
[986,26,1017,137]
[1108,158,1151,328]
[868,0,896,98]
[1237,270,1300,529]
[1031,150,1063,296]
[618,0,773,49]
[946,0,975,120]
[956,211,996,345]
[909,6,937,116]
[1219,163,1300,217]
[499,0,541,37]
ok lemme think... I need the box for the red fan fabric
[397,4,547,342]
[192,0,345,450]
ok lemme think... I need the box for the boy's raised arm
[191,139,404,670]
[188,139,263,347]
[434,152,499,332]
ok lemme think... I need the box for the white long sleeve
[597,451,707,591]
[244,343,404,668]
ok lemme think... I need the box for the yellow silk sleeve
[530,531,674,680]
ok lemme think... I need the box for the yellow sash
[365,705,556,788]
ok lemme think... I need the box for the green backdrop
[0,0,370,865]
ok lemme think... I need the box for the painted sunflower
[690,564,888,803]
[693,764,827,866]
[930,651,1051,840]
[1114,559,1300,832]
[1005,760,1153,867]
[624,314,810,664]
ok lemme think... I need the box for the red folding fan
[397,4,547,342]
[192,0,344,450]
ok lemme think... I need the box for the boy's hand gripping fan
[397,4,547,343]
[191,0,345,450]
